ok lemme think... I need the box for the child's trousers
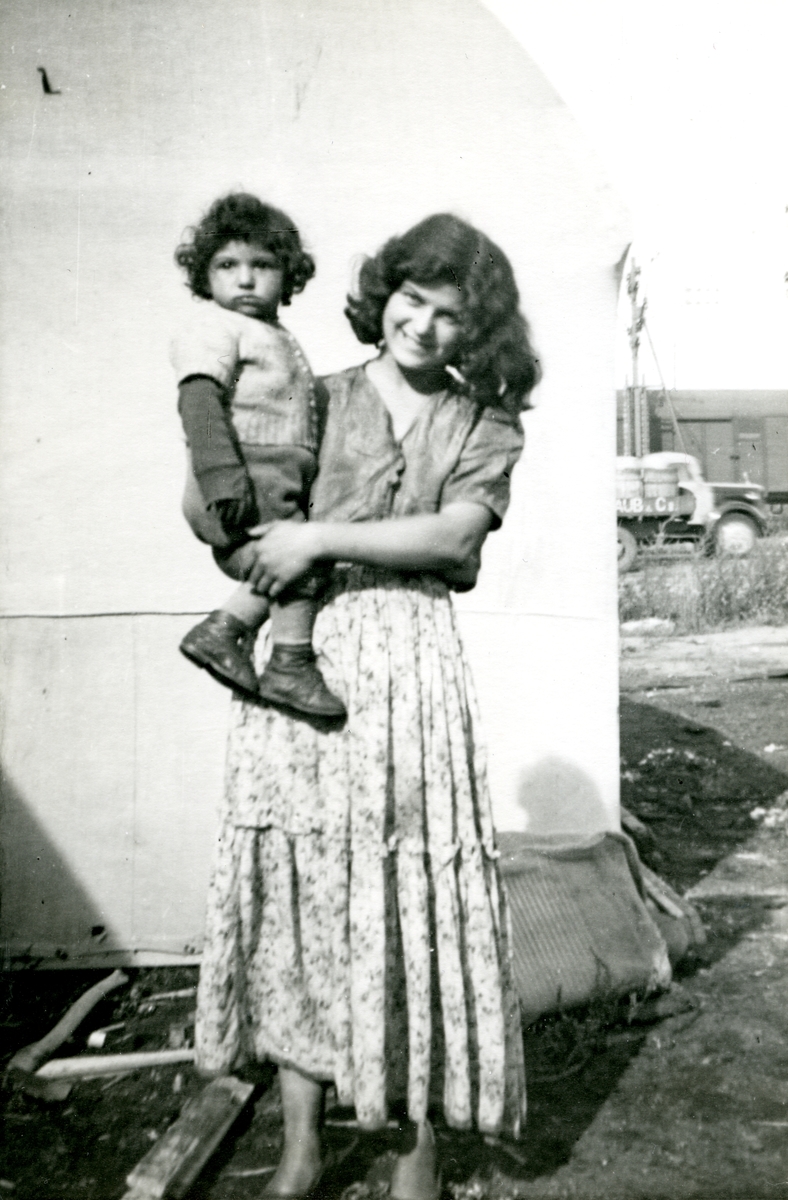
[183,442,324,594]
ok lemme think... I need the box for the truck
[617,451,769,572]
[638,390,788,505]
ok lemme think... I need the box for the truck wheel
[715,513,759,557]
[617,526,638,572]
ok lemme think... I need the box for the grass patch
[619,538,788,632]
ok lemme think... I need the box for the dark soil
[2,669,788,1199]
[620,685,788,894]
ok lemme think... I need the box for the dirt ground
[2,625,788,1200]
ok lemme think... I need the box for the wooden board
[124,1075,254,1200]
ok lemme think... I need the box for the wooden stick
[6,969,128,1076]
[122,1075,254,1199]
[139,988,197,1005]
[620,805,653,842]
[35,1048,194,1080]
[643,875,686,920]
[324,1117,400,1129]
[225,1166,276,1178]
[641,864,707,945]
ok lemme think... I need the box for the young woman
[193,213,541,1200]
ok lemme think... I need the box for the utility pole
[626,262,648,457]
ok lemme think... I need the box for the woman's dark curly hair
[345,213,540,413]
[175,192,315,306]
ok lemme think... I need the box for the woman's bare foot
[391,1119,440,1200]
[263,1067,325,1198]
[263,1133,323,1198]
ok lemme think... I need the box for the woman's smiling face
[382,279,465,372]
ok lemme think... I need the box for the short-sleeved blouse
[309,364,524,528]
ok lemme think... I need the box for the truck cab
[617,452,768,570]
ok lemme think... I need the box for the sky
[483,0,788,390]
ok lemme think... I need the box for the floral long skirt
[194,567,526,1137]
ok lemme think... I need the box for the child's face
[207,241,284,320]
[382,279,464,372]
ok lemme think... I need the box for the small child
[171,192,345,720]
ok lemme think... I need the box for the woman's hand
[440,546,482,592]
[244,521,324,598]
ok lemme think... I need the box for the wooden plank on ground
[35,1049,195,1080]
[123,1075,254,1199]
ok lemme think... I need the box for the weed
[523,966,647,1085]
[619,538,788,632]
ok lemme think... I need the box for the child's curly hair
[345,213,540,414]
[175,193,315,306]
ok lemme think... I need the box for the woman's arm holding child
[245,501,492,598]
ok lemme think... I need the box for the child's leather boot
[258,644,346,719]
[180,610,259,698]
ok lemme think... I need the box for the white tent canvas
[0,0,629,964]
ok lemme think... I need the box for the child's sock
[269,596,318,644]
[180,583,269,698]
[257,598,346,720]
[221,583,271,630]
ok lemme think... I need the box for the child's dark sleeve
[178,375,259,533]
